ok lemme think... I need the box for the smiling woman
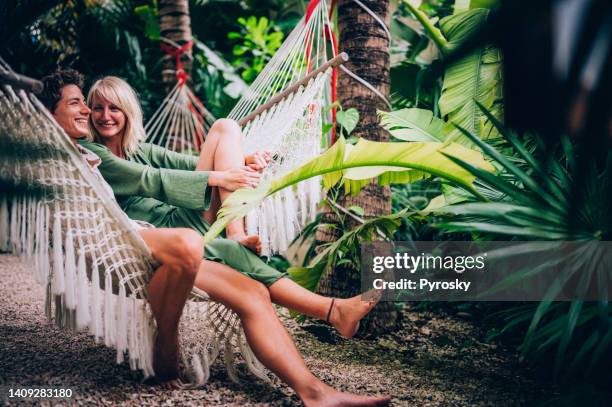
[88,76,144,159]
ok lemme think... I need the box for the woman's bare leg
[268,278,379,338]
[194,261,390,407]
[195,119,261,253]
[140,228,203,383]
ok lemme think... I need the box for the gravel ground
[0,254,555,406]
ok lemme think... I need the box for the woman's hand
[245,151,271,172]
[209,167,262,191]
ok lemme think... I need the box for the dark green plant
[227,15,284,83]
[432,103,612,377]
[289,193,406,293]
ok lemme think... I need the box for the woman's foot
[328,291,381,339]
[152,330,181,387]
[228,233,262,255]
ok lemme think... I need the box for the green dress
[77,139,287,286]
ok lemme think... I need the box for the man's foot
[228,233,262,255]
[303,386,391,407]
[152,331,181,386]
[328,290,381,339]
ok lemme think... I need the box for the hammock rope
[145,38,215,153]
[145,0,391,254]
[0,61,267,386]
[220,0,347,255]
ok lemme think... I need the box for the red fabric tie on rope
[160,40,193,86]
[160,39,209,151]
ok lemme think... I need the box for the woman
[80,74,375,332]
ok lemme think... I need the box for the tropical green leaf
[437,9,503,142]
[287,263,326,292]
[402,0,450,55]
[379,108,452,142]
[204,136,493,243]
[342,138,493,190]
[336,108,359,135]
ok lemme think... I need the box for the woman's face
[91,96,127,140]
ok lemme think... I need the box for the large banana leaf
[203,136,494,243]
[437,9,503,142]
[378,108,452,142]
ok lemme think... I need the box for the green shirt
[77,139,212,230]
[77,139,288,286]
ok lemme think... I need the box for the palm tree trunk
[316,0,398,335]
[158,0,193,92]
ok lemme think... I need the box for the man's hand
[245,151,271,172]
[209,167,262,191]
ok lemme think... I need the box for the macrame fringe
[90,265,102,341]
[51,213,65,295]
[63,231,77,309]
[116,283,127,364]
[0,195,9,251]
[76,252,90,330]
[104,272,114,347]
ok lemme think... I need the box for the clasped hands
[209,151,272,191]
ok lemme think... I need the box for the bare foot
[152,331,180,386]
[329,290,381,339]
[228,233,262,255]
[303,387,391,407]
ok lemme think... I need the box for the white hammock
[145,80,215,154]
[0,64,267,385]
[231,0,340,255]
[143,0,342,255]
[145,38,216,154]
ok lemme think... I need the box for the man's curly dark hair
[40,69,85,112]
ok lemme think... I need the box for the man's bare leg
[140,228,203,385]
[194,261,390,407]
[195,119,262,254]
[268,278,380,338]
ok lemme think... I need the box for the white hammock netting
[145,79,216,155]
[143,0,339,255]
[233,0,337,255]
[0,69,267,385]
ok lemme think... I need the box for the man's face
[52,84,91,139]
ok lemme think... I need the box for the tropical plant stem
[402,0,450,56]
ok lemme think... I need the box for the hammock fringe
[1,75,269,385]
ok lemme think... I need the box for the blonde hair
[87,76,146,156]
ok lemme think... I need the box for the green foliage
[227,16,284,83]
[192,40,248,117]
[379,108,452,142]
[430,103,612,376]
[398,1,503,144]
[203,135,493,243]
[437,9,503,141]
[336,108,360,137]
[289,207,406,291]
[134,4,160,41]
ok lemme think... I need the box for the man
[40,69,203,386]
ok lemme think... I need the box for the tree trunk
[158,0,193,92]
[316,0,398,335]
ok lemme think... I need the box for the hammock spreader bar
[0,68,43,94]
[238,52,349,127]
